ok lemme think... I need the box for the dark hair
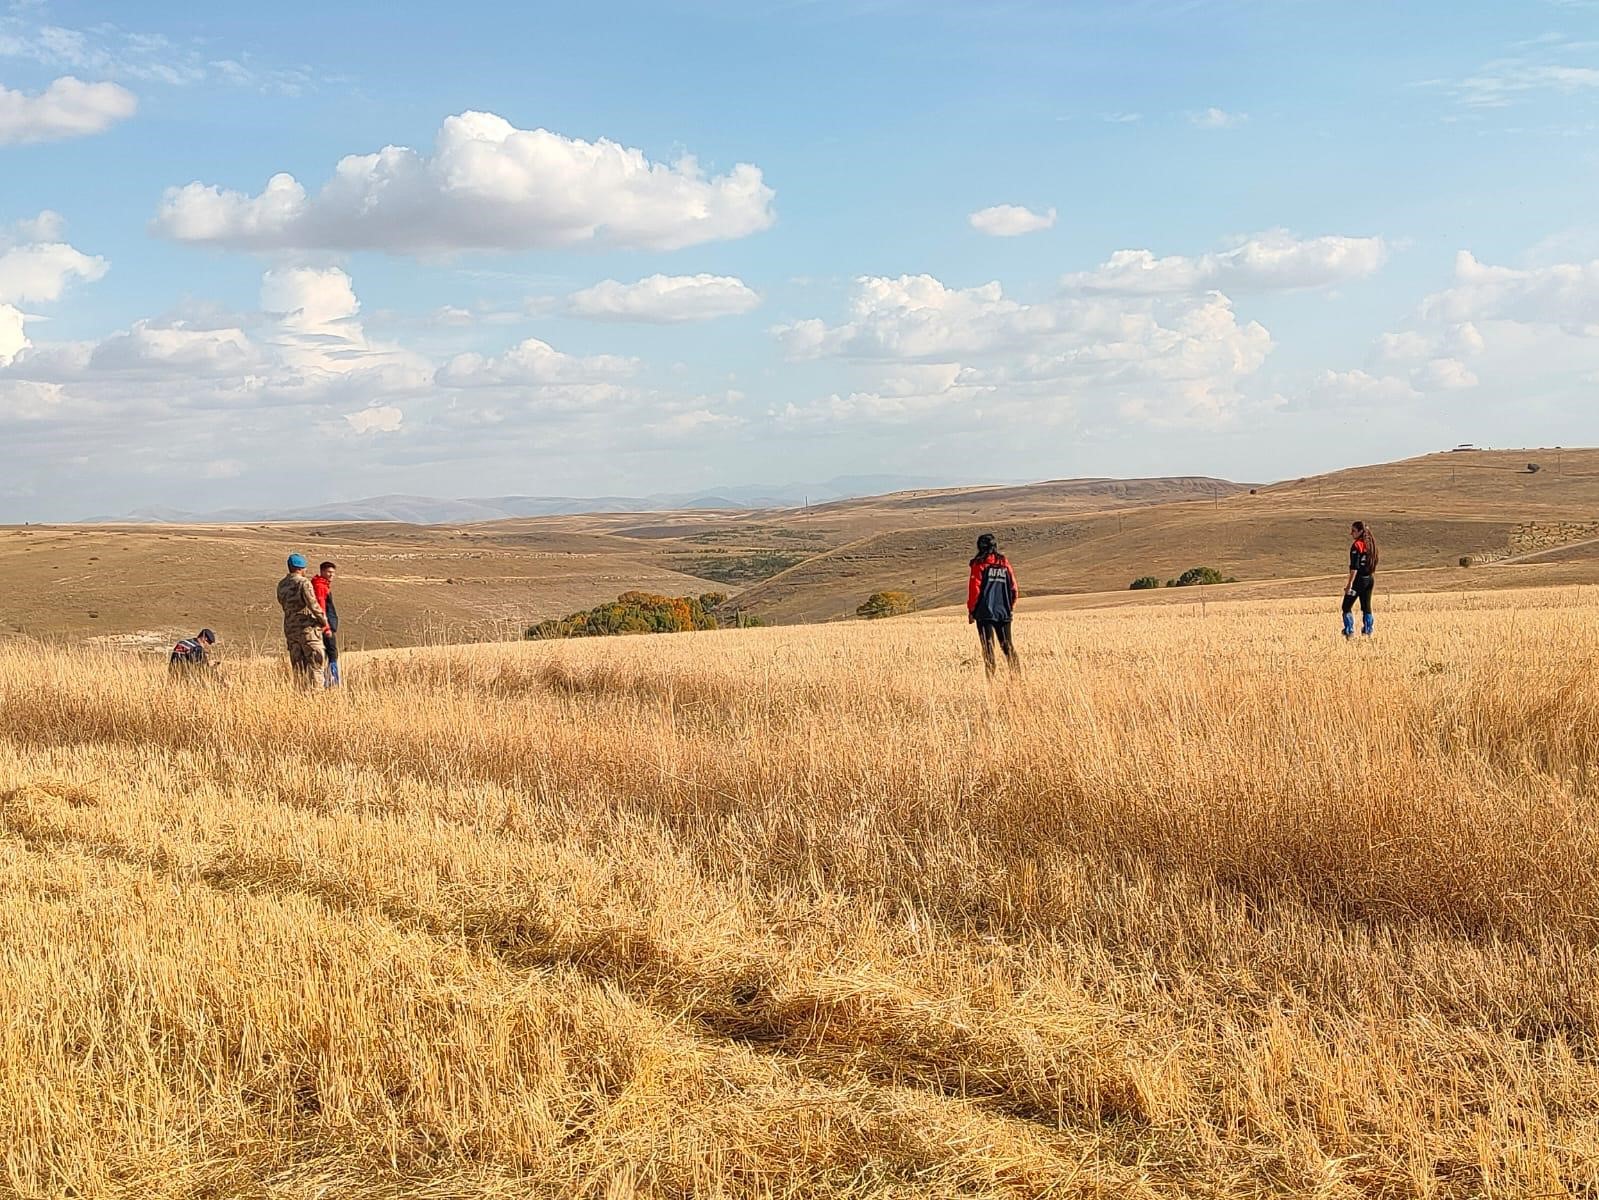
[198,628,216,643]
[319,561,337,572]
[972,532,1000,566]
[1352,521,1378,568]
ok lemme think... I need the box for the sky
[2,0,1599,519]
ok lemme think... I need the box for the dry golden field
[2,587,1599,1198]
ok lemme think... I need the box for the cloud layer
[1060,230,1386,295]
[1306,249,1599,410]
[153,111,776,255]
[775,271,1273,428]
[437,338,637,389]
[567,274,761,322]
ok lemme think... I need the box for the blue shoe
[1342,614,1355,638]
[1362,614,1374,637]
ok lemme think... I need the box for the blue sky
[2,0,1598,518]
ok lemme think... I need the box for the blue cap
[287,553,308,569]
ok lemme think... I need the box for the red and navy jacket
[312,575,338,633]
[968,553,1018,623]
[170,637,211,668]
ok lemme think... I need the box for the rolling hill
[8,449,1599,651]
[724,449,1599,622]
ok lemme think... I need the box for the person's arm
[1006,562,1018,608]
[967,562,981,621]
[1345,546,1357,594]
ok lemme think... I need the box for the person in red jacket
[312,561,341,686]
[967,532,1019,677]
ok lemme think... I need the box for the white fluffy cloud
[0,213,107,365]
[776,275,1054,360]
[1060,230,1386,295]
[1,264,432,422]
[1413,357,1479,391]
[774,272,1273,428]
[567,274,761,322]
[153,110,776,254]
[0,76,136,145]
[1421,251,1599,332]
[1304,368,1421,408]
[1308,248,1599,408]
[0,239,106,303]
[437,337,637,388]
[0,303,25,365]
[262,265,360,327]
[968,204,1057,237]
[88,321,259,374]
[345,405,403,434]
[1366,316,1485,396]
[256,266,432,396]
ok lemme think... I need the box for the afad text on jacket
[967,553,1018,623]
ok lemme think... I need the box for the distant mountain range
[87,475,962,525]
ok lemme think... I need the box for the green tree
[1166,566,1235,588]
[1129,576,1162,590]
[856,590,917,619]
[527,591,720,639]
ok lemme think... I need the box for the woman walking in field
[968,533,1020,676]
[1342,520,1377,638]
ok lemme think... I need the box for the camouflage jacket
[276,573,327,633]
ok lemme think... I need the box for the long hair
[1353,520,1378,569]
[972,532,999,567]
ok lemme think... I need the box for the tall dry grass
[1,588,1598,1197]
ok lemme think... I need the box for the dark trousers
[1341,574,1374,617]
[322,632,339,662]
[976,620,1018,676]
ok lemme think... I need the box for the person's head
[197,628,217,646]
[1350,520,1366,544]
[287,552,308,574]
[976,533,997,558]
[319,561,337,580]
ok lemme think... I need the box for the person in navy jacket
[967,533,1020,677]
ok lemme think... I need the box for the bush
[856,591,917,620]
[527,591,719,639]
[1129,576,1162,590]
[1459,556,1472,568]
[1166,566,1236,588]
